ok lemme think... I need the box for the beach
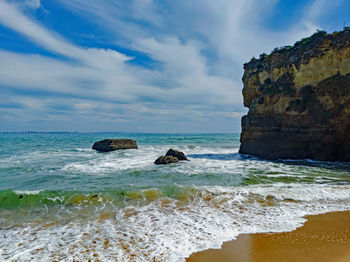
[188,210,350,262]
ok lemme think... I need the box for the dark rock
[154,155,179,165]
[92,139,138,152]
[165,149,189,161]
[239,28,350,162]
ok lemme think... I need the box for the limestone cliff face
[239,29,350,161]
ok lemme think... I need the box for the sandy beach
[187,210,350,262]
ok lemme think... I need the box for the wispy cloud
[23,0,41,9]
[308,0,344,20]
[0,0,346,132]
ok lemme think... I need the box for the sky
[0,0,349,133]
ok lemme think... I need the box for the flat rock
[92,139,138,152]
[165,149,189,161]
[154,155,179,165]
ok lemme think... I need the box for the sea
[1,132,350,261]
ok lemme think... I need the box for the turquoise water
[0,133,241,192]
[1,133,350,261]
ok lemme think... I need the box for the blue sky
[0,0,349,132]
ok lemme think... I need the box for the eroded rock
[239,29,350,161]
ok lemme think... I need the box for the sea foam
[1,183,350,261]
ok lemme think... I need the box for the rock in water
[92,139,138,152]
[239,29,350,162]
[165,149,189,161]
[154,155,179,165]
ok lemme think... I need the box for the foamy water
[1,133,350,261]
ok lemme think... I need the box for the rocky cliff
[239,29,350,161]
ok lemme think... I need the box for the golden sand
[187,211,350,262]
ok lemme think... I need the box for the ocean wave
[2,144,349,192]
[1,184,350,261]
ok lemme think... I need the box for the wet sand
[187,211,350,262]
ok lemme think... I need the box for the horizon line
[0,131,239,134]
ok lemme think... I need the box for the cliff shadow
[187,153,253,161]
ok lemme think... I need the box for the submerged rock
[154,155,179,165]
[165,149,189,161]
[92,139,138,152]
[239,29,350,161]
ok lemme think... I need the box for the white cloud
[56,0,317,67]
[0,1,78,57]
[0,0,240,105]
[0,0,343,132]
[25,0,40,9]
[0,1,131,64]
[307,0,344,21]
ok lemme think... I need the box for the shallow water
[1,133,350,261]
